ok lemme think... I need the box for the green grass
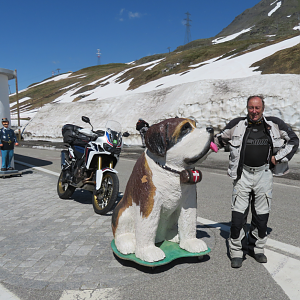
[9,63,130,111]
[251,43,300,74]
[9,34,300,116]
[127,38,273,90]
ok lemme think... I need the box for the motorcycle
[57,116,129,215]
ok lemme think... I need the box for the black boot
[253,253,267,263]
[231,257,243,268]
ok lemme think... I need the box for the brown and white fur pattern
[112,118,214,262]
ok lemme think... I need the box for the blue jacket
[0,127,18,145]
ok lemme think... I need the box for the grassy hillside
[127,38,272,90]
[251,42,300,74]
[9,63,129,116]
[9,34,300,118]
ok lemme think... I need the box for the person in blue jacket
[0,118,19,171]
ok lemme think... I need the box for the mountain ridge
[8,0,300,131]
[215,0,300,40]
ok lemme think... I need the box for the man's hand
[15,142,19,146]
[0,144,3,147]
[271,156,277,165]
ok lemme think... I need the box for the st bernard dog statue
[112,118,218,262]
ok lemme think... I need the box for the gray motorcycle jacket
[214,115,299,180]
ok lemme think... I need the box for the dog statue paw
[112,118,216,263]
[180,238,208,253]
[114,233,136,255]
[135,245,166,262]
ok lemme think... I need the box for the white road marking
[0,284,21,300]
[267,239,300,258]
[264,249,300,300]
[59,288,120,300]
[197,217,231,233]
[273,181,300,189]
[198,216,300,299]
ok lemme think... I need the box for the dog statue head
[145,118,216,166]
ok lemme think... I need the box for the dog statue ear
[145,123,167,156]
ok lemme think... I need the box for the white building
[0,68,17,169]
[0,68,16,122]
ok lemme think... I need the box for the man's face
[2,122,9,128]
[247,97,264,122]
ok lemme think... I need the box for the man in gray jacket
[214,96,299,268]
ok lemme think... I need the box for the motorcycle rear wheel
[57,171,76,199]
[92,172,119,215]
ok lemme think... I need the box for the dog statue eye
[181,123,192,135]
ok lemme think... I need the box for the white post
[0,68,17,169]
[0,74,11,122]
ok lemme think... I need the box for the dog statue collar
[154,161,202,184]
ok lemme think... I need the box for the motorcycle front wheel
[92,172,119,215]
[57,171,76,199]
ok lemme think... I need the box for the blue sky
[0,0,261,92]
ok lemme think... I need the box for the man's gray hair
[247,95,265,108]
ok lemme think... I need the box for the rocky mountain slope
[215,0,300,40]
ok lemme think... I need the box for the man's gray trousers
[229,164,273,259]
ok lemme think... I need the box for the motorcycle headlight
[103,143,121,154]
[103,143,112,152]
[118,136,122,147]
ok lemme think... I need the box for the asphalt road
[0,144,299,300]
[14,144,300,249]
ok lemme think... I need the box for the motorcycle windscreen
[106,120,122,133]
[105,120,122,147]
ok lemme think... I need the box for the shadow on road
[217,222,273,259]
[112,251,210,274]
[64,191,124,219]
[14,153,53,167]
[68,189,92,205]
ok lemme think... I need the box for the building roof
[0,68,16,80]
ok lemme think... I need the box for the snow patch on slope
[293,24,300,31]
[268,1,281,17]
[212,27,253,44]
[23,74,300,142]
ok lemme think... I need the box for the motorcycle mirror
[122,132,130,137]
[82,116,90,124]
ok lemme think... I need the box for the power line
[184,12,192,44]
